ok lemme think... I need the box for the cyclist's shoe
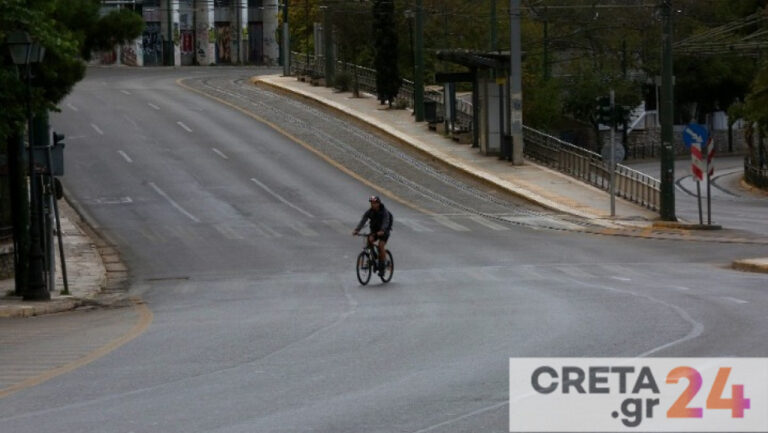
[378,261,386,277]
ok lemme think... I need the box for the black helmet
[369,195,381,203]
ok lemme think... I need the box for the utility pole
[490,0,497,51]
[542,11,549,80]
[166,0,172,65]
[322,4,333,86]
[282,0,290,75]
[414,0,425,121]
[192,0,198,65]
[305,0,310,71]
[509,0,523,164]
[659,0,676,221]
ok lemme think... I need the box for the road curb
[251,77,631,228]
[652,221,723,230]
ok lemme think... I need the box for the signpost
[682,124,715,225]
[598,90,626,217]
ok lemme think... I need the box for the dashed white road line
[148,103,160,110]
[66,103,78,112]
[324,219,350,234]
[468,215,509,230]
[433,215,470,231]
[177,121,193,133]
[117,150,133,163]
[721,296,748,304]
[289,222,318,237]
[250,177,315,218]
[148,182,200,223]
[91,123,104,135]
[120,90,131,95]
[610,276,632,282]
[212,148,229,159]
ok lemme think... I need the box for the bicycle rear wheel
[356,251,372,285]
[379,250,394,283]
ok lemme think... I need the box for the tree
[1,0,143,289]
[1,0,144,142]
[372,0,401,106]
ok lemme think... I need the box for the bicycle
[355,233,394,285]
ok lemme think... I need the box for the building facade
[100,0,279,67]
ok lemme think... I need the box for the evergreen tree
[372,0,400,106]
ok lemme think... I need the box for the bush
[334,71,352,92]
[393,97,410,110]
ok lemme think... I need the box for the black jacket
[355,204,391,233]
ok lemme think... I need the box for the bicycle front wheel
[379,250,394,283]
[356,251,372,285]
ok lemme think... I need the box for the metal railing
[745,156,768,190]
[289,54,660,211]
[291,53,472,129]
[524,126,661,211]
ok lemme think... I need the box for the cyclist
[352,195,392,277]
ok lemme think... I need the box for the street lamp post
[659,0,676,221]
[7,30,49,301]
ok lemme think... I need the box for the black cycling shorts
[371,231,390,242]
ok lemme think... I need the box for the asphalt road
[627,155,768,234]
[1,67,767,433]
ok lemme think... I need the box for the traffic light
[615,106,631,125]
[596,96,612,125]
[50,131,65,176]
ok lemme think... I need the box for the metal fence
[289,54,660,211]
[523,126,661,211]
[745,156,768,190]
[291,53,472,129]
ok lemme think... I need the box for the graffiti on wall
[143,22,163,66]
[215,23,231,63]
[121,45,138,66]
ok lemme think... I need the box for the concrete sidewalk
[0,199,128,318]
[254,75,658,229]
[252,74,768,273]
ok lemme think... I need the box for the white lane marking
[411,401,509,433]
[289,222,318,237]
[564,277,704,358]
[517,265,545,280]
[557,266,594,279]
[433,215,470,231]
[117,150,133,163]
[324,219,350,234]
[249,177,315,218]
[468,215,509,231]
[611,276,632,282]
[397,218,433,232]
[148,103,160,110]
[721,296,748,304]
[139,227,165,243]
[211,148,229,160]
[66,103,78,112]
[465,268,499,282]
[176,121,193,133]
[120,90,131,95]
[672,286,691,291]
[148,182,200,223]
[255,222,282,238]
[91,123,104,135]
[214,224,245,240]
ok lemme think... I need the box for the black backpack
[387,210,394,231]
